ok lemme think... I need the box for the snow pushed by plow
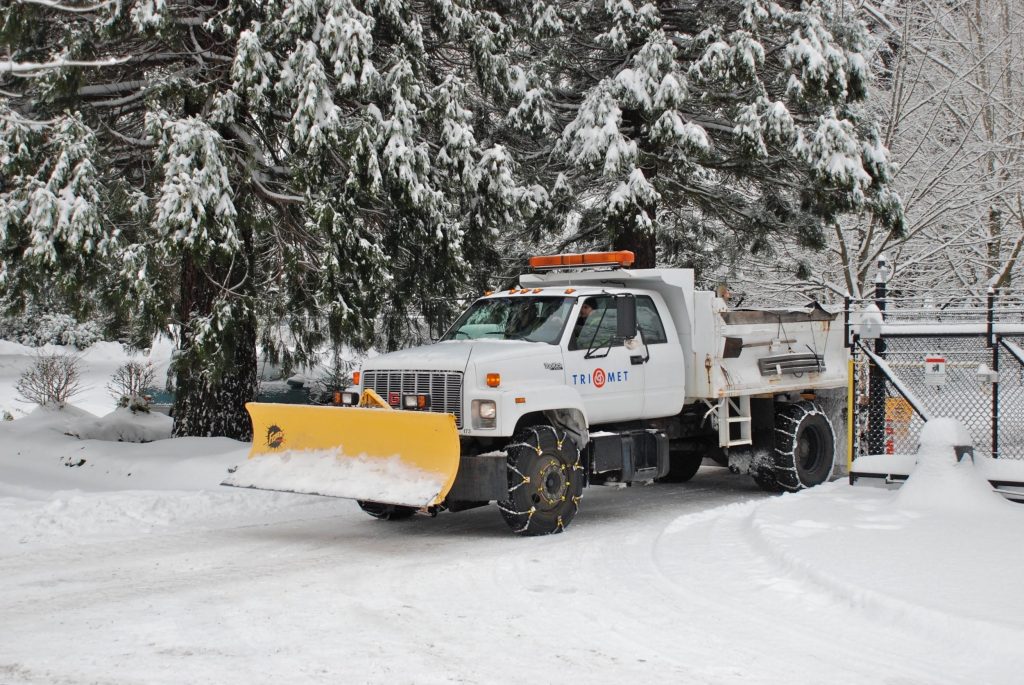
[222,448,447,507]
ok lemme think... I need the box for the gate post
[989,288,999,459]
[868,257,889,455]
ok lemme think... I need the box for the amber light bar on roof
[528,250,635,270]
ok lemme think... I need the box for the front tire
[498,426,584,536]
[754,401,835,492]
[357,501,417,521]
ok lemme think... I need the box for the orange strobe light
[528,250,635,270]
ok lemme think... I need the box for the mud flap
[222,402,461,508]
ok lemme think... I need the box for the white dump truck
[226,251,848,535]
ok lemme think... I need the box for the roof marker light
[528,250,635,270]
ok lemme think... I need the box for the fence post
[844,294,852,348]
[868,257,889,455]
[989,288,1000,459]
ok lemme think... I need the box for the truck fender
[499,386,590,447]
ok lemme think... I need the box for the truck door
[635,294,686,418]
[563,295,645,424]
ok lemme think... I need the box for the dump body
[688,292,847,400]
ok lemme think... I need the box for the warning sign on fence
[924,355,946,386]
[886,397,913,428]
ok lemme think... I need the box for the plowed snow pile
[223,448,446,506]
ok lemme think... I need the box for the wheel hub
[534,459,568,509]
[797,427,822,471]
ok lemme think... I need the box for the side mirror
[615,293,637,340]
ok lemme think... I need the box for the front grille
[361,370,464,428]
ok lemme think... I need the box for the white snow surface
[1,343,1023,684]
[223,448,446,507]
[897,424,1012,513]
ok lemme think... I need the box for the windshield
[442,296,575,344]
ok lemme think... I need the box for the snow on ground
[0,338,174,420]
[1,343,1023,684]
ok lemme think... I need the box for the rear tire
[657,449,703,483]
[754,401,835,492]
[498,425,584,536]
[357,501,417,521]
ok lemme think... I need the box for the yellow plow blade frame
[230,399,461,507]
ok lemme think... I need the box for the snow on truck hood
[362,339,559,373]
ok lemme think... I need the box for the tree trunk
[611,108,658,269]
[172,254,258,441]
[612,223,657,269]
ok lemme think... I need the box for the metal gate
[847,288,1024,463]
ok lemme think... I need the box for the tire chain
[496,425,584,534]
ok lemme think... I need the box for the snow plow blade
[222,398,461,508]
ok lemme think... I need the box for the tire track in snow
[649,492,1019,685]
[736,487,1024,677]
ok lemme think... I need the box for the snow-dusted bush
[0,312,103,349]
[16,354,84,407]
[107,361,156,413]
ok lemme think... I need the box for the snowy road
[4,466,1021,685]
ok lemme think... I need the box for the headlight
[471,399,497,429]
[402,394,430,409]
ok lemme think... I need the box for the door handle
[630,355,645,365]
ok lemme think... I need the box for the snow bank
[897,418,1011,512]
[0,404,246,497]
[0,401,338,554]
[68,406,173,443]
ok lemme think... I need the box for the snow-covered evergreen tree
[0,0,543,437]
[725,1,1024,301]
[500,0,904,272]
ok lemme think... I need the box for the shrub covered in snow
[0,311,103,349]
[16,353,84,407]
[107,361,156,413]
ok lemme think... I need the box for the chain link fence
[849,289,1024,461]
